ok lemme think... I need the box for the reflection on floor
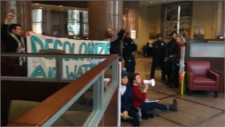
[121,56,225,126]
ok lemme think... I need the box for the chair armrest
[207,70,219,81]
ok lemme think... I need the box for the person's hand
[164,57,169,62]
[132,51,137,56]
[121,111,128,119]
[143,84,149,93]
[5,12,14,24]
[145,98,149,101]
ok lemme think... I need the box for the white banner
[27,32,110,79]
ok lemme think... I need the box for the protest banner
[27,32,110,79]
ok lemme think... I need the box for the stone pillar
[216,1,224,38]
[1,1,32,33]
[88,1,123,40]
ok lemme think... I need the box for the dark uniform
[110,30,125,61]
[165,34,179,87]
[1,24,27,76]
[150,34,166,80]
[123,37,137,74]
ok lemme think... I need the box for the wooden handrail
[7,54,118,126]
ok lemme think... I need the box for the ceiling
[139,0,178,6]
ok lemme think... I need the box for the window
[32,9,43,34]
[68,10,80,35]
[163,2,192,39]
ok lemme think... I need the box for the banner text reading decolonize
[27,32,110,79]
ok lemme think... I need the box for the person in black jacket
[110,29,126,57]
[150,33,166,81]
[1,12,27,76]
[2,12,26,53]
[122,31,137,74]
[164,31,179,87]
[121,71,140,126]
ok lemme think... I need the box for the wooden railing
[4,54,119,126]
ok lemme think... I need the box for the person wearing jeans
[129,73,178,119]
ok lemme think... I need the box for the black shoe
[169,99,178,111]
[161,77,166,81]
[121,116,133,122]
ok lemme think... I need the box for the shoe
[169,99,178,111]
[161,77,166,81]
[121,116,133,122]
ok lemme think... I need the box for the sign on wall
[27,32,110,79]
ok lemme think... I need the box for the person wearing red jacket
[129,73,178,115]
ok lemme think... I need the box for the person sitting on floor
[129,73,178,120]
[120,71,140,126]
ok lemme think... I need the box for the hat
[157,33,163,38]
[171,31,177,36]
[122,71,129,78]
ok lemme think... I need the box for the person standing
[164,31,179,87]
[1,12,27,76]
[2,12,26,53]
[104,28,114,41]
[110,29,126,56]
[123,31,137,74]
[150,33,166,81]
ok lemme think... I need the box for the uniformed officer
[123,31,137,74]
[164,31,179,87]
[150,33,166,81]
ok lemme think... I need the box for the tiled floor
[121,56,225,126]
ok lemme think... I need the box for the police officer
[150,33,166,81]
[165,31,179,87]
[123,31,137,74]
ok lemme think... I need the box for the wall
[137,1,221,49]
[191,1,218,39]
[137,5,149,52]
[137,4,162,52]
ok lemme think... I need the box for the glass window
[32,9,43,34]
[67,23,80,35]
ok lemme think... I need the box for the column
[88,1,123,40]
[1,1,32,33]
[216,1,224,38]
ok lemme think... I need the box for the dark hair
[171,31,177,36]
[117,29,125,38]
[9,24,21,32]
[157,33,163,38]
[129,73,140,85]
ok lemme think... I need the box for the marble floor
[121,56,225,126]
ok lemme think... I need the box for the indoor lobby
[1,0,224,126]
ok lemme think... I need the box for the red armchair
[187,61,220,97]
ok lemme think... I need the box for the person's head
[157,33,163,41]
[171,31,177,40]
[105,28,114,39]
[121,71,129,85]
[129,73,142,86]
[176,34,186,44]
[9,24,22,36]
[117,29,126,39]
